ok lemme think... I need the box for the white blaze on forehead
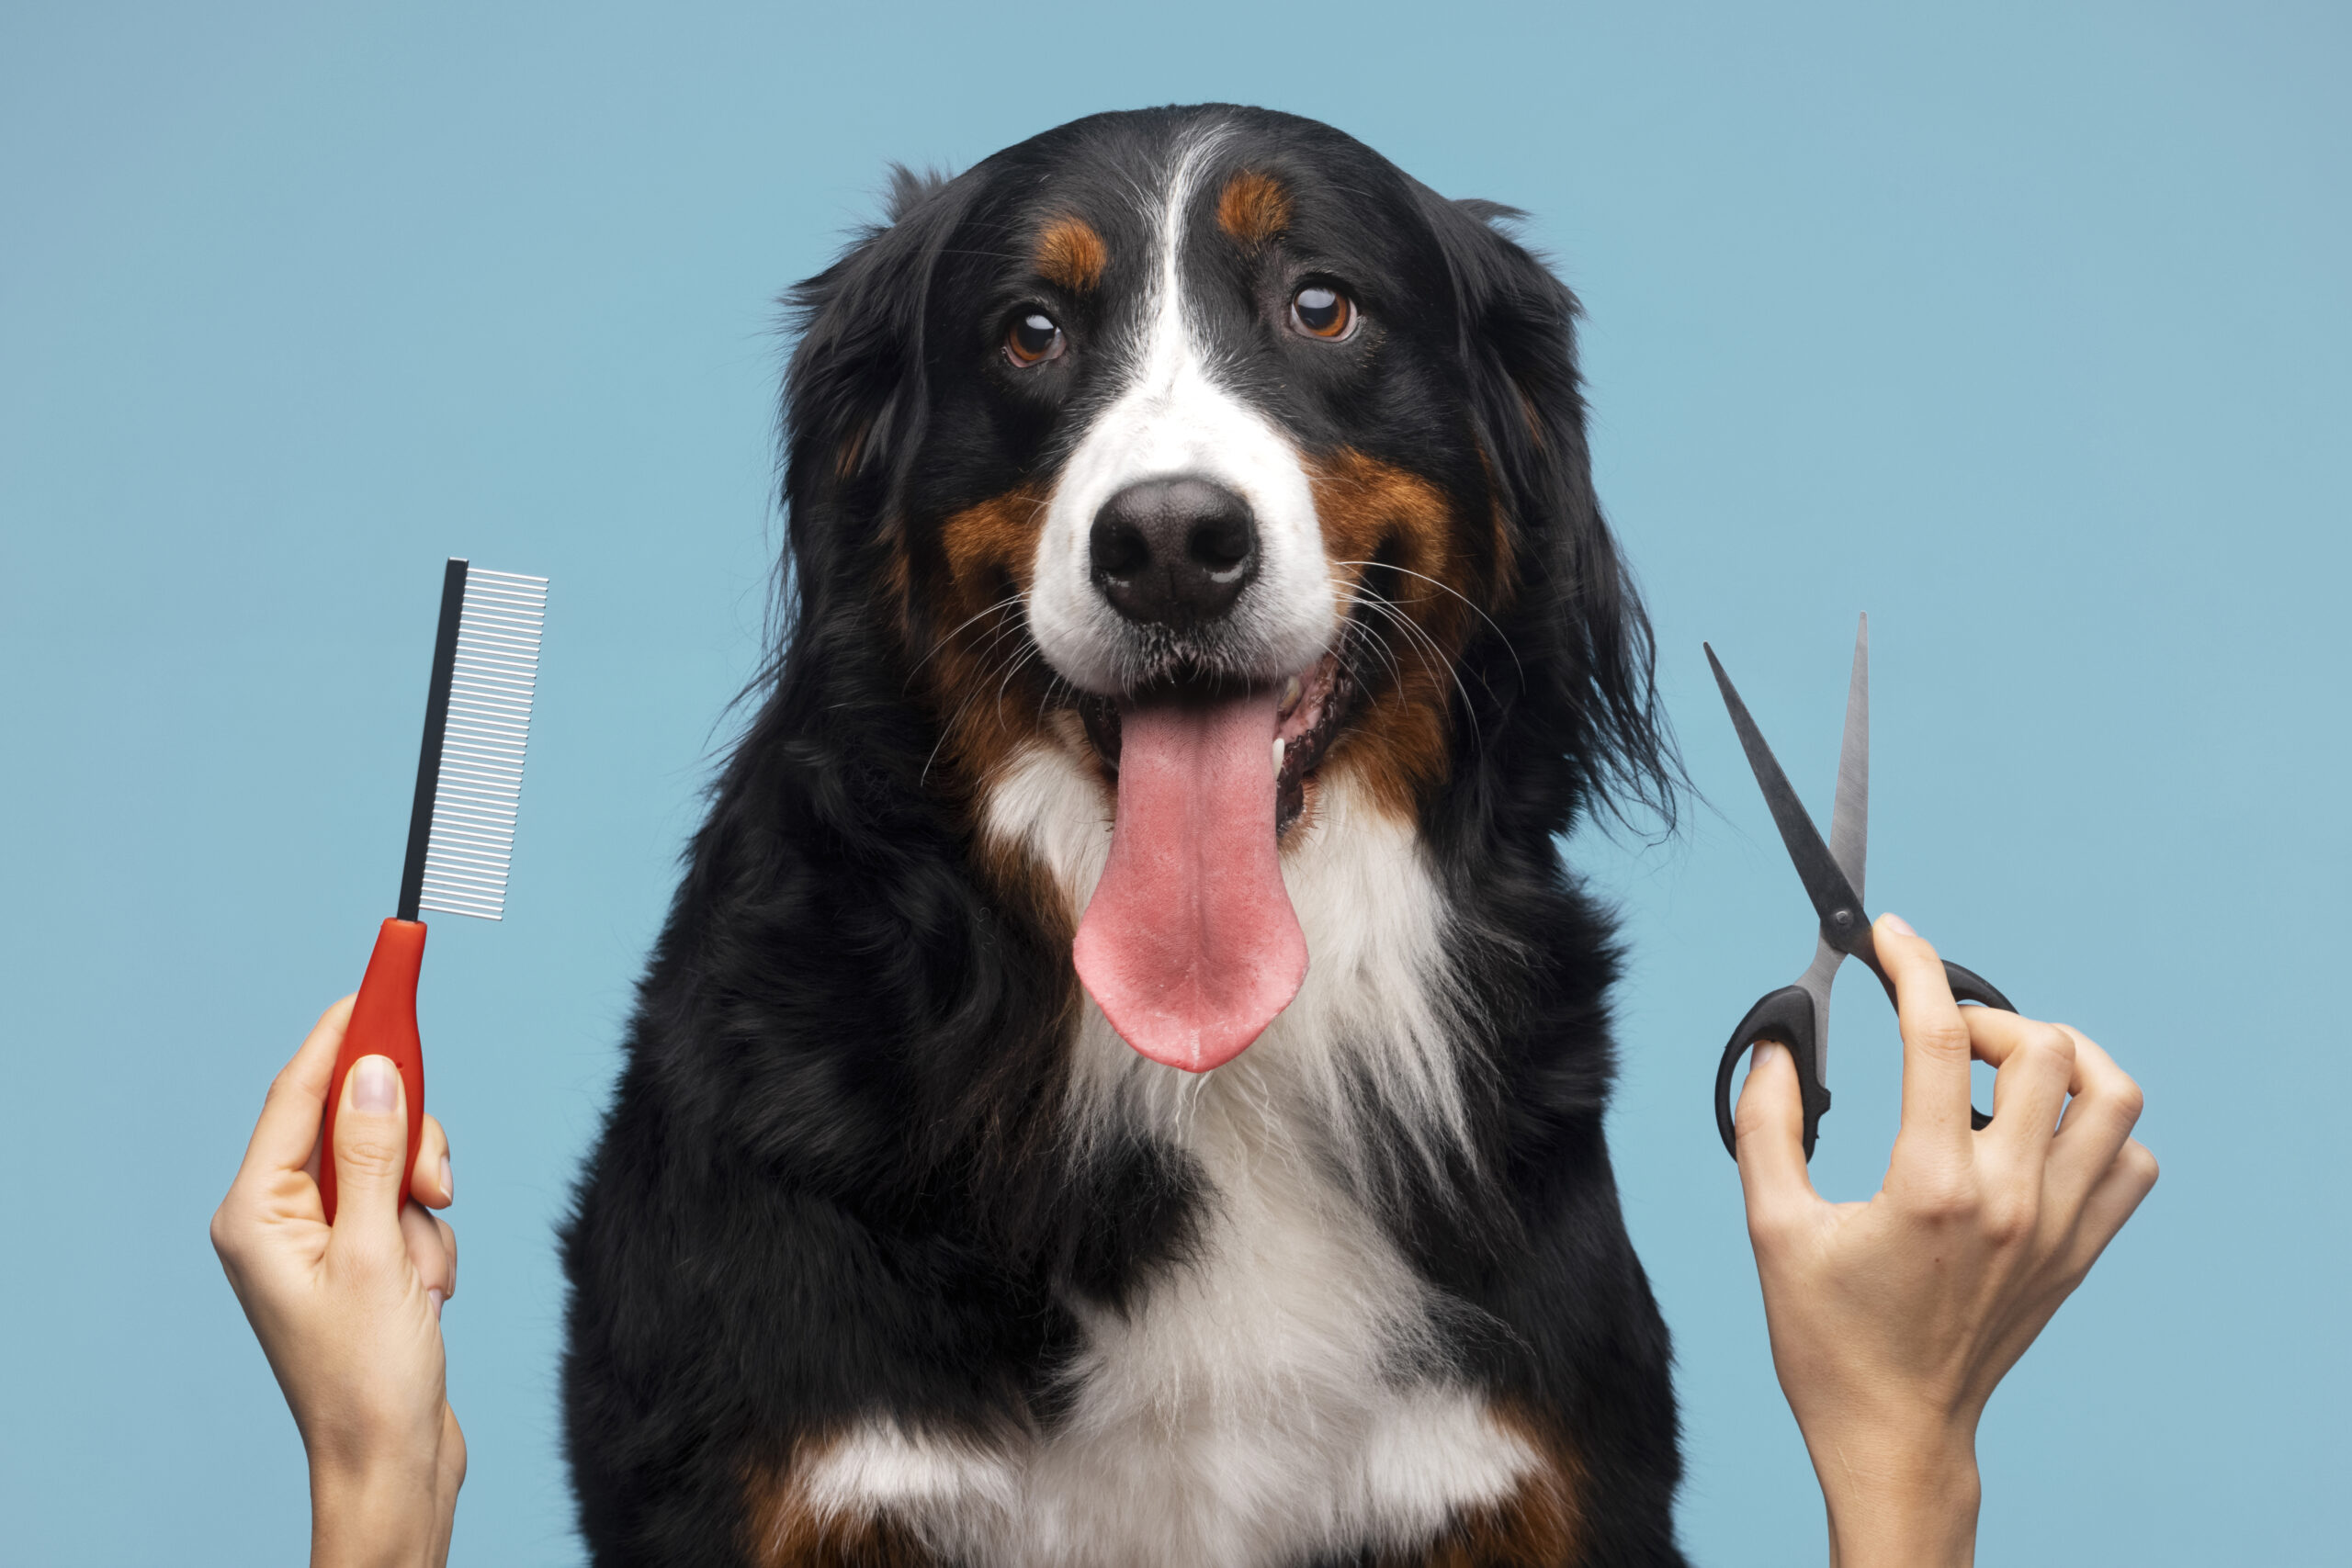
[1028,130,1335,695]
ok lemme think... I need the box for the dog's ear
[780,164,968,615]
[1423,193,1679,829]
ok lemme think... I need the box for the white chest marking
[789,743,1531,1567]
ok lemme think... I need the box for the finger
[1876,914,1975,1162]
[412,1114,453,1210]
[1733,1042,1822,1233]
[233,996,356,1185]
[2057,1135,2159,1281]
[329,1055,413,1254]
[401,1201,458,1303]
[1967,1008,2077,1159]
[2050,1029,2147,1204]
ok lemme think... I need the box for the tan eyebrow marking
[1034,216,1108,291]
[1216,170,1291,251]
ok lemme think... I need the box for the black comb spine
[396,558,469,922]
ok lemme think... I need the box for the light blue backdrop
[3,2,2342,1562]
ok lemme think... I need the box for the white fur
[1025,124,1337,695]
[781,744,1528,1567]
[795,1423,1021,1523]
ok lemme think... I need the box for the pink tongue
[1072,691,1308,1073]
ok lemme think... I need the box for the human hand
[211,998,464,1568]
[1734,914,2157,1568]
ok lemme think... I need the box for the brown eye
[1005,310,1065,367]
[1290,284,1355,340]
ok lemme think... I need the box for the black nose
[1088,477,1259,626]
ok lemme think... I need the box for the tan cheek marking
[890,487,1073,826]
[1216,169,1292,251]
[938,487,1046,606]
[1034,216,1108,292]
[1309,449,1492,823]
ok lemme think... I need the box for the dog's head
[781,107,1670,1071]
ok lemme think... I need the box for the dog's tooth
[1279,675,1303,716]
[1272,737,1286,777]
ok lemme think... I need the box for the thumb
[1734,1042,1820,1233]
[331,1055,413,1247]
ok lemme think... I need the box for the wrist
[310,1460,444,1568]
[1809,1427,1980,1568]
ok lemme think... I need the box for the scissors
[1707,615,2016,1161]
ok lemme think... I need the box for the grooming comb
[320,558,548,1222]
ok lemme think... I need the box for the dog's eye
[1005,310,1066,367]
[1289,285,1355,340]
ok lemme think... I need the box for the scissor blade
[1828,615,1869,907]
[1705,643,1871,947]
[1793,935,1842,1091]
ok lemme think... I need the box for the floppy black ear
[1421,193,1680,832]
[778,165,967,623]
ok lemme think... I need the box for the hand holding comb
[320,558,547,1223]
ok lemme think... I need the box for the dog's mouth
[1068,652,1357,1076]
[1075,652,1355,837]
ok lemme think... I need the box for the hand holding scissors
[1709,620,2159,1564]
[1707,616,2015,1159]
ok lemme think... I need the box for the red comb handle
[319,918,427,1224]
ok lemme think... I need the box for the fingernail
[440,1155,454,1203]
[428,1288,445,1320]
[1881,912,1916,938]
[354,1055,398,1113]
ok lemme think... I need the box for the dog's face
[987,132,1498,739]
[786,107,1653,1071]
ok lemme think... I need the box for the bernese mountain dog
[562,104,1688,1567]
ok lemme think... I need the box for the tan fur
[906,485,1058,797]
[1308,448,1507,824]
[1216,170,1292,251]
[1034,216,1108,292]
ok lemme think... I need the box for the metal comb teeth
[401,562,547,922]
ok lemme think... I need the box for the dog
[562,104,1688,1568]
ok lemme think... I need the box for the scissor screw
[1833,909,1853,931]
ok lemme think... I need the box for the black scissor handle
[1717,961,2019,1160]
[1716,986,1831,1161]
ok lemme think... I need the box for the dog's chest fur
[786,743,1534,1567]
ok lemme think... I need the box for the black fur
[563,106,1686,1566]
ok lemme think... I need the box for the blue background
[3,2,2343,1562]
